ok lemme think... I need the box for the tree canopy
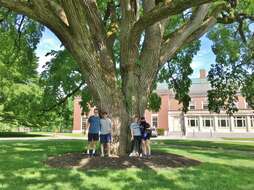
[0,0,253,154]
[0,10,74,131]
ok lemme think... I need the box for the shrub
[157,128,165,136]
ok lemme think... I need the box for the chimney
[199,69,207,79]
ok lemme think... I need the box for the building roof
[157,78,211,96]
[189,78,211,96]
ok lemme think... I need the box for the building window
[250,116,254,128]
[202,117,214,127]
[152,115,158,128]
[234,116,246,128]
[218,117,229,128]
[202,99,209,110]
[188,117,199,127]
[189,102,195,110]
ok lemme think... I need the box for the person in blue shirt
[86,108,100,156]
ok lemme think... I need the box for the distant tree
[0,10,75,131]
[207,1,254,114]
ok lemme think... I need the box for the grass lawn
[0,139,254,190]
[29,132,86,138]
[56,133,86,137]
[222,137,254,141]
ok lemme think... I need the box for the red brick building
[73,70,254,137]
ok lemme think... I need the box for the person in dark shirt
[86,108,100,156]
[140,117,151,157]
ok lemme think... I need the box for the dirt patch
[46,152,201,170]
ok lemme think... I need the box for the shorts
[142,132,151,140]
[88,133,99,142]
[100,133,111,144]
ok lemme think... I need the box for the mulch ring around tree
[45,152,201,170]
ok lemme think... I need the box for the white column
[214,116,218,132]
[80,116,83,131]
[230,116,234,132]
[198,116,202,132]
[246,116,251,132]
[184,115,188,128]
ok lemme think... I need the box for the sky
[36,28,216,78]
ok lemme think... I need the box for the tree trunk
[97,93,133,156]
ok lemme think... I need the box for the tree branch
[0,0,72,50]
[159,3,212,64]
[130,0,222,43]
[41,82,84,114]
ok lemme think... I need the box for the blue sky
[36,28,216,78]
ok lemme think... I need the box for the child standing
[86,108,100,156]
[140,117,152,157]
[99,112,112,157]
[129,116,141,157]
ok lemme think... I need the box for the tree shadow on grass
[0,132,50,138]
[83,163,254,190]
[1,140,254,190]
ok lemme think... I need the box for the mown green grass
[0,139,254,190]
[222,137,254,141]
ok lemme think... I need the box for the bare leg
[107,143,111,156]
[147,140,151,155]
[92,141,97,155]
[100,144,104,157]
[86,142,91,154]
[142,140,146,155]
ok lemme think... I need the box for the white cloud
[36,28,62,73]
[37,54,54,74]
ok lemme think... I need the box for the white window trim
[151,114,158,128]
[202,117,214,127]
[187,117,199,127]
[250,116,254,128]
[189,101,196,110]
[217,117,230,128]
[234,116,247,128]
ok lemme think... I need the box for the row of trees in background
[0,10,74,132]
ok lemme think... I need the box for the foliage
[157,41,201,113]
[0,9,76,130]
[147,93,161,112]
[156,128,165,136]
[0,8,45,127]
[207,0,254,114]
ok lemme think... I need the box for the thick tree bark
[0,0,228,155]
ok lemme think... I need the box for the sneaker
[134,152,139,157]
[129,152,134,157]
